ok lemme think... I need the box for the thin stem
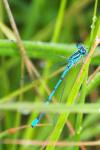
[2,139,100,147]
[88,66,100,83]
[90,0,98,46]
[45,38,100,150]
[75,1,99,148]
[11,58,25,150]
[3,0,52,99]
[0,40,99,64]
[0,56,99,104]
[86,71,100,94]
[0,102,100,113]
[52,0,67,42]
[75,74,88,132]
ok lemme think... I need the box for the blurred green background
[0,0,100,150]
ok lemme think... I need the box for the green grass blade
[45,39,99,150]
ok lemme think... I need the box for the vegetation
[0,0,100,150]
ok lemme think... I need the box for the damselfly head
[77,43,87,56]
[79,47,87,55]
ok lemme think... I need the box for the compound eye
[81,48,86,55]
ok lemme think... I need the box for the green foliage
[0,0,100,150]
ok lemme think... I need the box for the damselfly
[31,44,87,127]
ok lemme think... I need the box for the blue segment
[76,43,87,56]
[48,90,55,101]
[61,67,69,78]
[54,79,62,90]
[68,51,79,61]
[31,44,87,128]
[31,118,39,128]
[73,53,80,60]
